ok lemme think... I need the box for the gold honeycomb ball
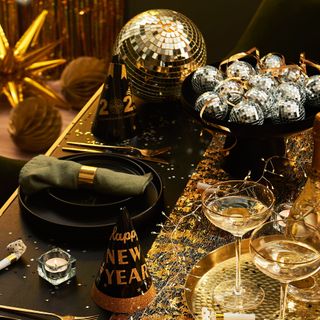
[113,9,207,103]
[61,57,107,110]
[8,97,62,152]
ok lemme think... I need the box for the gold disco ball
[113,9,207,103]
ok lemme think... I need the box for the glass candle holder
[37,248,76,285]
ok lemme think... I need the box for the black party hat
[91,207,156,313]
[91,55,138,142]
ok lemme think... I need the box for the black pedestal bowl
[181,70,319,179]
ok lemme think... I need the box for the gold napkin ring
[78,165,97,185]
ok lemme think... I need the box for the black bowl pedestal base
[222,135,286,180]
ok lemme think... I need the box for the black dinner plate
[47,153,145,209]
[18,153,163,230]
[181,65,320,138]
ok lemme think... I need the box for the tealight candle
[45,257,68,273]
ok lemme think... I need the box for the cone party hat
[91,55,138,142]
[91,207,156,313]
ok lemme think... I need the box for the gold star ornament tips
[0,10,67,108]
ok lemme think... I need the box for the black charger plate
[47,153,145,208]
[18,153,163,230]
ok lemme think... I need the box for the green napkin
[19,155,152,196]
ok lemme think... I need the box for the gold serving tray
[185,239,320,320]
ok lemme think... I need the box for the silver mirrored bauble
[229,100,264,125]
[113,9,207,103]
[275,82,306,104]
[244,87,275,118]
[278,65,308,86]
[271,98,305,124]
[226,60,256,81]
[194,91,228,121]
[248,74,278,91]
[194,91,217,111]
[215,79,244,106]
[305,75,320,107]
[191,65,224,94]
[257,53,285,74]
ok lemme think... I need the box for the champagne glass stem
[234,236,242,295]
[279,282,288,320]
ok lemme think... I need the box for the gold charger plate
[185,239,320,320]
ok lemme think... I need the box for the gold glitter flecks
[74,129,84,136]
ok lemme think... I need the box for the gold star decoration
[0,10,66,108]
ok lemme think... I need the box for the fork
[66,141,171,157]
[0,305,99,320]
[62,147,170,165]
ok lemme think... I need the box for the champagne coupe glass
[250,219,320,320]
[201,180,275,311]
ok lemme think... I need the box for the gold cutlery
[62,147,170,165]
[66,141,171,157]
[0,305,99,320]
[0,316,21,320]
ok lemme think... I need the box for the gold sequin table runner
[132,129,320,319]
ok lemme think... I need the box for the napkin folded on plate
[19,155,152,196]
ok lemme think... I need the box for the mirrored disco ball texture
[113,9,207,103]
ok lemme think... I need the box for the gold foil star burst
[0,10,66,107]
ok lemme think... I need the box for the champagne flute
[250,219,320,319]
[201,180,275,310]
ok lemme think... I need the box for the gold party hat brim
[91,282,156,314]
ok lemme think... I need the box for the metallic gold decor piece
[78,165,97,185]
[0,10,66,108]
[0,1,125,63]
[185,239,320,320]
[113,9,207,103]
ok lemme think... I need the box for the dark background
[125,0,263,63]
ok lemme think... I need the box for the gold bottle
[288,112,320,302]
[289,112,320,227]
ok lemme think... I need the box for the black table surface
[0,91,211,319]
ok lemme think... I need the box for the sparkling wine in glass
[201,180,275,311]
[250,219,320,319]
